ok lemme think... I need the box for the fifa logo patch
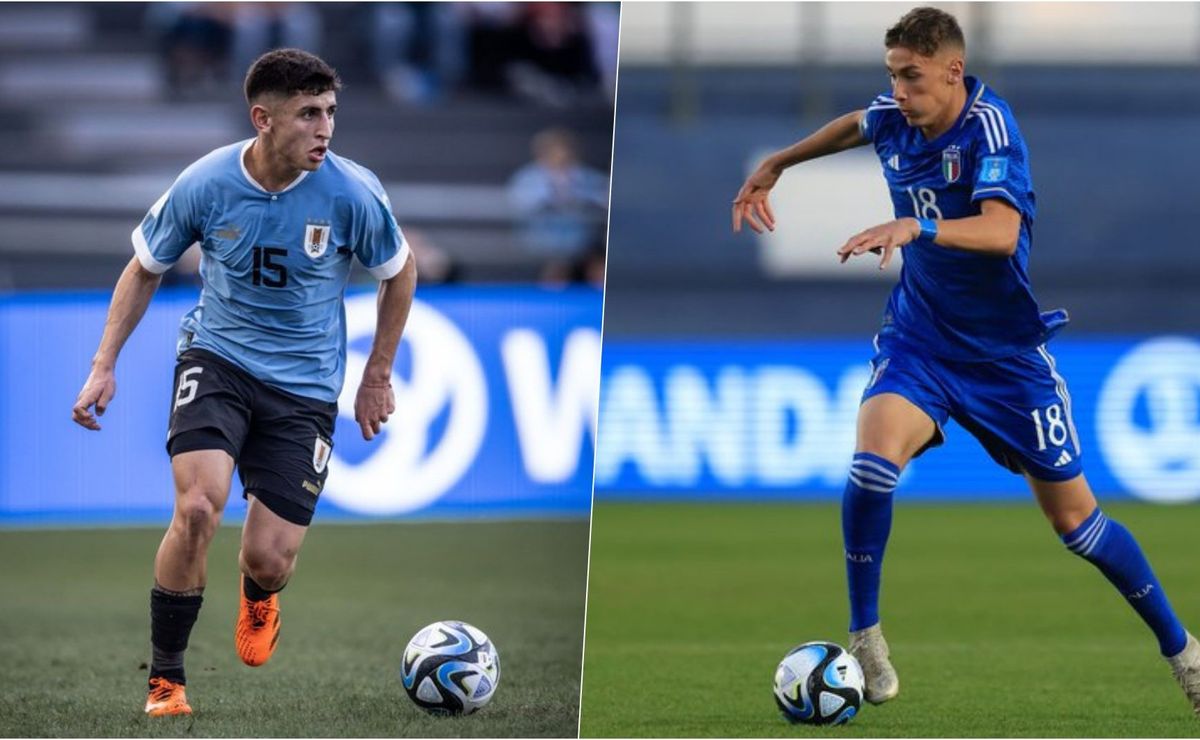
[312,436,332,474]
[979,156,1009,184]
[942,146,962,183]
[303,219,331,259]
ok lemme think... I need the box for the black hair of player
[884,7,966,57]
[244,48,342,104]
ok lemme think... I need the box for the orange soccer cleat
[235,581,281,667]
[144,676,192,716]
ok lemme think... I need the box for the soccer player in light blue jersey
[71,49,417,716]
[733,7,1199,717]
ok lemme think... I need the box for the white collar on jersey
[239,138,310,194]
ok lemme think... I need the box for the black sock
[243,574,283,602]
[149,586,203,685]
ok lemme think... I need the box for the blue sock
[842,452,900,632]
[1062,508,1187,656]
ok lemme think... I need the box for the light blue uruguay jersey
[860,76,1067,361]
[132,139,410,402]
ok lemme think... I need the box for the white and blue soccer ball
[773,641,864,725]
[401,620,500,716]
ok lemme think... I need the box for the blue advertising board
[595,337,1200,503]
[0,286,601,525]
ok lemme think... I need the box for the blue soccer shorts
[860,336,1083,482]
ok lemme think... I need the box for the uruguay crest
[313,436,332,474]
[942,146,962,183]
[303,219,331,259]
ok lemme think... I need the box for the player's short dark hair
[244,48,342,104]
[885,7,965,57]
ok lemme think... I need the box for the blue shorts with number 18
[861,335,1083,482]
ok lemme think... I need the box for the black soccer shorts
[165,348,338,526]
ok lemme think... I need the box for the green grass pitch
[0,518,588,737]
[580,501,1200,737]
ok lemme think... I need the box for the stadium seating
[0,3,614,288]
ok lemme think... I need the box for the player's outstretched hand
[731,165,779,234]
[72,367,116,431]
[354,380,395,441]
[837,218,920,270]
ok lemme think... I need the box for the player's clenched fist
[354,380,395,441]
[731,164,779,234]
[72,366,116,431]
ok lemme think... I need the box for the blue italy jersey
[860,76,1067,361]
[132,139,410,402]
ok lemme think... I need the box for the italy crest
[942,146,962,183]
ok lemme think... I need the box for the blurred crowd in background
[153,2,617,107]
[0,2,616,291]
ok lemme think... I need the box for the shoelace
[148,678,177,702]
[246,598,277,630]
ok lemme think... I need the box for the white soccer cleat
[1167,632,1200,717]
[848,624,899,704]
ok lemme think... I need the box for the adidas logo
[887,155,900,170]
[846,552,874,563]
[1053,450,1073,467]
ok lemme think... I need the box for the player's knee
[1045,505,1092,537]
[1031,478,1097,536]
[173,490,221,541]
[241,546,294,589]
[853,441,909,472]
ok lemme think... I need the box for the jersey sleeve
[859,93,898,144]
[352,184,411,281]
[968,104,1034,217]
[131,172,203,274]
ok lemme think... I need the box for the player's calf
[234,495,306,666]
[147,585,202,713]
[1060,507,1188,658]
[843,452,901,635]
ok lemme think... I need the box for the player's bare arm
[837,199,1022,270]
[355,252,417,441]
[732,110,869,234]
[927,199,1021,255]
[72,256,163,430]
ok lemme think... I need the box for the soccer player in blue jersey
[70,49,417,716]
[732,7,1199,717]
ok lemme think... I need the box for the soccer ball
[401,620,500,715]
[773,641,864,725]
